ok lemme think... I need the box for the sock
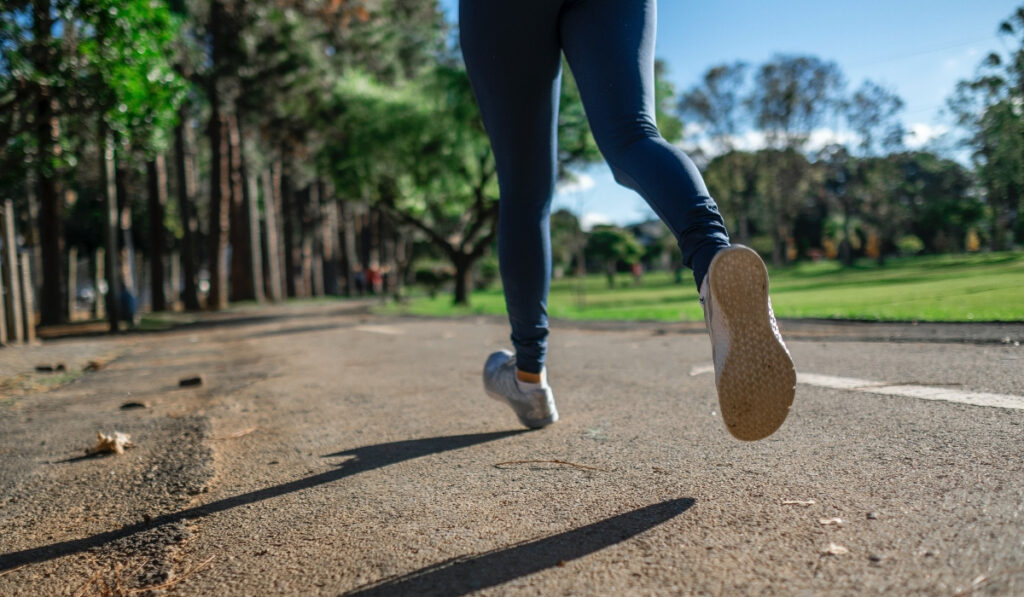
[516,368,548,391]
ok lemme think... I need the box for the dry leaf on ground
[823,543,849,555]
[86,431,135,455]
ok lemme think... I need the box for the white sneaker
[483,350,559,429]
[700,246,795,441]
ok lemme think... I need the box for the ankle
[516,369,542,384]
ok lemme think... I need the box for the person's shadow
[344,497,696,596]
[1,430,695,595]
[0,431,521,571]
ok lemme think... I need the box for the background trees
[0,1,1020,333]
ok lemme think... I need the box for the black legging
[461,0,731,374]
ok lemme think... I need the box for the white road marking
[688,364,715,377]
[797,373,1024,411]
[689,364,1024,411]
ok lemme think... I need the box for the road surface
[1,302,1022,595]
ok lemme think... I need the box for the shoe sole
[708,246,796,441]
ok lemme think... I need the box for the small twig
[0,564,28,579]
[126,555,215,594]
[493,459,607,472]
[71,566,102,597]
[212,427,257,440]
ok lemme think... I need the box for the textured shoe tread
[709,246,796,441]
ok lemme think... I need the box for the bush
[475,255,500,290]
[413,263,454,298]
[897,235,925,256]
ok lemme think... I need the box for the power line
[847,35,999,69]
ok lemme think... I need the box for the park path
[1,301,1023,595]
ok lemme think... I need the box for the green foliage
[585,225,645,287]
[557,61,601,174]
[474,254,500,290]
[77,0,187,152]
[896,235,924,255]
[654,59,683,143]
[748,54,845,150]
[947,5,1024,249]
[679,61,748,152]
[387,251,1024,323]
[550,208,583,277]
[586,226,645,265]
[846,80,905,156]
[413,261,454,298]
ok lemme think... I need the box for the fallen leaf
[86,432,135,455]
[782,499,816,506]
[818,517,844,526]
[823,543,848,555]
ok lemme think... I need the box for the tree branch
[379,199,456,258]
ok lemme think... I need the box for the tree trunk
[840,206,853,266]
[340,201,359,296]
[282,167,299,298]
[67,246,77,321]
[146,155,169,312]
[1,200,24,341]
[100,130,120,331]
[246,165,265,302]
[36,99,63,325]
[307,182,323,297]
[116,164,137,299]
[0,265,7,344]
[322,200,340,295]
[208,110,231,310]
[169,251,180,308]
[261,168,283,302]
[391,228,411,300]
[34,0,64,326]
[737,208,750,247]
[174,113,201,311]
[25,170,42,311]
[228,112,254,302]
[771,225,787,267]
[453,255,473,306]
[20,253,36,342]
[92,248,104,319]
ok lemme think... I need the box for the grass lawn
[381,251,1024,323]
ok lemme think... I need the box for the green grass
[381,251,1024,322]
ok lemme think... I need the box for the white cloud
[555,173,596,195]
[689,128,857,156]
[905,123,949,148]
[580,212,612,231]
[806,128,859,151]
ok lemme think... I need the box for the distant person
[464,0,796,440]
[631,262,644,285]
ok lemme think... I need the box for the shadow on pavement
[345,498,696,596]
[0,431,522,571]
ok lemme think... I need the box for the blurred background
[0,0,1021,338]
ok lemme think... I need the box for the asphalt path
[1,302,1022,595]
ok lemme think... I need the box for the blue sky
[439,0,1020,227]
